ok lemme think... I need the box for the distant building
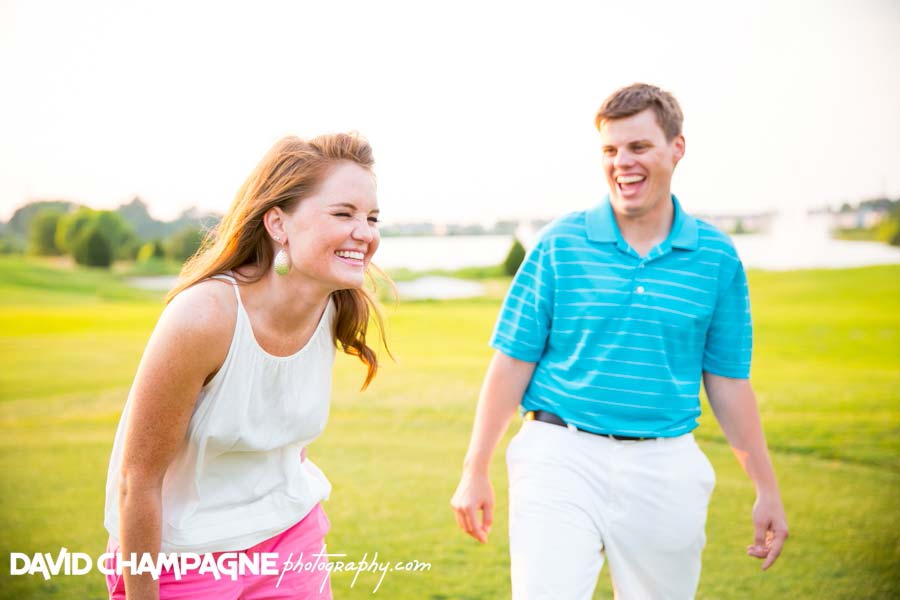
[379,222,439,237]
[832,208,888,230]
[694,212,775,234]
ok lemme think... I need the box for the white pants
[506,420,716,600]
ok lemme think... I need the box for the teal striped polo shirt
[490,195,752,438]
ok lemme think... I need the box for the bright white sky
[2,0,899,225]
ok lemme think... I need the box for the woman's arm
[118,282,233,600]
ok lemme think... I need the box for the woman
[103,133,387,599]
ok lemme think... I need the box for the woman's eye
[334,213,352,218]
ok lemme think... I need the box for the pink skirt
[105,503,332,599]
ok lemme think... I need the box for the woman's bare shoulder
[156,278,238,355]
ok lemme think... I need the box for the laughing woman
[103,133,386,600]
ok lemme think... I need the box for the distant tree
[164,207,221,239]
[56,208,136,259]
[119,236,142,261]
[860,197,898,212]
[166,226,205,262]
[117,196,164,239]
[115,197,222,240]
[28,210,64,255]
[93,210,138,259]
[492,220,519,235]
[72,225,113,267]
[0,235,26,255]
[7,200,76,236]
[137,239,166,262]
[878,206,900,247]
[56,208,98,254]
[890,228,900,247]
[503,238,527,276]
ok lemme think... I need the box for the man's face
[599,108,685,220]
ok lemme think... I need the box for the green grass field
[1,256,898,599]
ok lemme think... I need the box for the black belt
[525,410,657,441]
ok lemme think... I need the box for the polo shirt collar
[586,194,699,251]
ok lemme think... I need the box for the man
[450,83,788,599]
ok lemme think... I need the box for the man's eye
[603,148,616,156]
[334,213,352,218]
[368,217,379,224]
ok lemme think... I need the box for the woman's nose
[351,219,376,242]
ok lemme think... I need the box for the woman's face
[279,161,380,291]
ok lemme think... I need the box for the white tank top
[104,273,335,553]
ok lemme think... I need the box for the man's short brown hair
[595,83,684,141]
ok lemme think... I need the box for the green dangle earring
[273,236,291,276]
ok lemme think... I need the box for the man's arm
[450,352,536,543]
[703,372,788,570]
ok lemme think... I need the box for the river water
[130,214,900,298]
[376,214,900,272]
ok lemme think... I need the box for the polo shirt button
[636,286,645,294]
[639,263,645,268]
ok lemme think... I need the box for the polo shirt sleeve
[703,258,753,378]
[489,237,554,363]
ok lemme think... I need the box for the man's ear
[673,135,686,165]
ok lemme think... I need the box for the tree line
[0,198,218,269]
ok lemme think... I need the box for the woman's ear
[263,207,288,243]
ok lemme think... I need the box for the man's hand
[746,491,789,569]
[703,373,788,571]
[450,352,535,544]
[450,470,494,543]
